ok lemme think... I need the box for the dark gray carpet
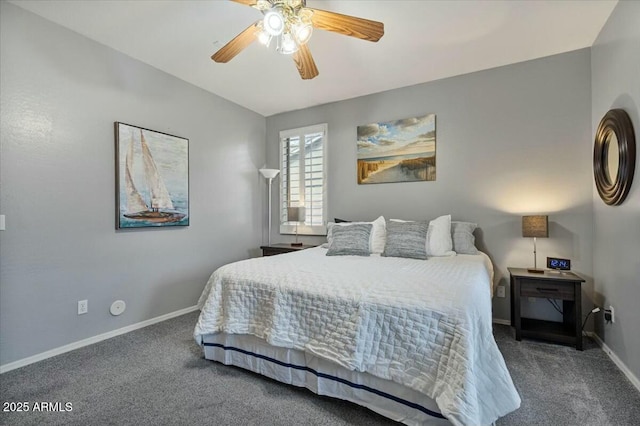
[1,311,639,425]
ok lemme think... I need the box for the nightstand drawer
[520,279,574,300]
[260,244,317,257]
[262,247,293,256]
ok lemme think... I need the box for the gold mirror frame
[593,109,636,206]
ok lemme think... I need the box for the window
[279,123,327,235]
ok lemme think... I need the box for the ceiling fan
[212,0,384,80]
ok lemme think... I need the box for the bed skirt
[201,333,451,426]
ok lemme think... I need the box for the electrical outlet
[496,286,506,298]
[528,297,536,303]
[604,305,615,323]
[78,300,88,315]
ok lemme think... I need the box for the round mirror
[605,132,619,185]
[593,109,636,206]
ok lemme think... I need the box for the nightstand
[508,267,585,350]
[260,243,317,256]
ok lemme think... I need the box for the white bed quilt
[194,247,521,426]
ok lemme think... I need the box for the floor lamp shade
[259,168,280,179]
[259,168,280,246]
[522,215,548,273]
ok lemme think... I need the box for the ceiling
[10,0,617,117]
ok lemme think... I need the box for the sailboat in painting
[124,130,185,223]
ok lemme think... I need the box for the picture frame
[115,122,189,229]
[357,113,436,184]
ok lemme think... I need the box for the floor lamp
[259,168,280,246]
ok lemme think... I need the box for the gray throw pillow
[326,223,372,256]
[383,220,428,260]
[451,221,479,254]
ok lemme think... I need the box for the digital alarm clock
[547,257,571,271]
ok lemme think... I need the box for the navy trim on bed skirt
[203,342,446,420]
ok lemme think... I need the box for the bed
[194,230,521,426]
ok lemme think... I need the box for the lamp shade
[287,206,305,223]
[259,168,280,179]
[522,215,548,238]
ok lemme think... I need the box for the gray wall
[591,1,640,382]
[0,3,266,365]
[6,0,632,377]
[266,49,594,323]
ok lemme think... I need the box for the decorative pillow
[426,214,454,257]
[326,224,372,256]
[327,216,386,255]
[382,220,428,260]
[391,215,454,257]
[451,221,479,254]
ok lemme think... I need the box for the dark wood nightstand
[508,267,585,350]
[260,243,317,256]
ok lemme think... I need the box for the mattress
[195,247,520,425]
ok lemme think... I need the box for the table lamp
[287,206,305,246]
[522,215,548,273]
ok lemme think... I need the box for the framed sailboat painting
[115,122,189,229]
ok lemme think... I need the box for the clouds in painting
[357,114,436,159]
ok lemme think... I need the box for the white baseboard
[492,318,511,326]
[587,331,640,393]
[8,309,637,395]
[0,305,199,374]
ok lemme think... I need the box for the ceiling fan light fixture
[257,30,272,47]
[264,9,285,36]
[255,21,273,46]
[294,22,312,44]
[277,32,298,55]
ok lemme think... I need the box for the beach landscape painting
[115,122,189,229]
[357,114,436,184]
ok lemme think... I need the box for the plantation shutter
[279,124,327,235]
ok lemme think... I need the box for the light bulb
[255,22,273,47]
[294,23,312,44]
[277,32,298,55]
[263,9,285,36]
[257,30,272,46]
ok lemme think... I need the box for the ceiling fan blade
[230,0,259,6]
[308,8,384,42]
[211,22,259,63]
[292,44,319,80]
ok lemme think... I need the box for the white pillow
[390,215,454,257]
[327,216,386,255]
[369,215,386,255]
[427,214,454,256]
